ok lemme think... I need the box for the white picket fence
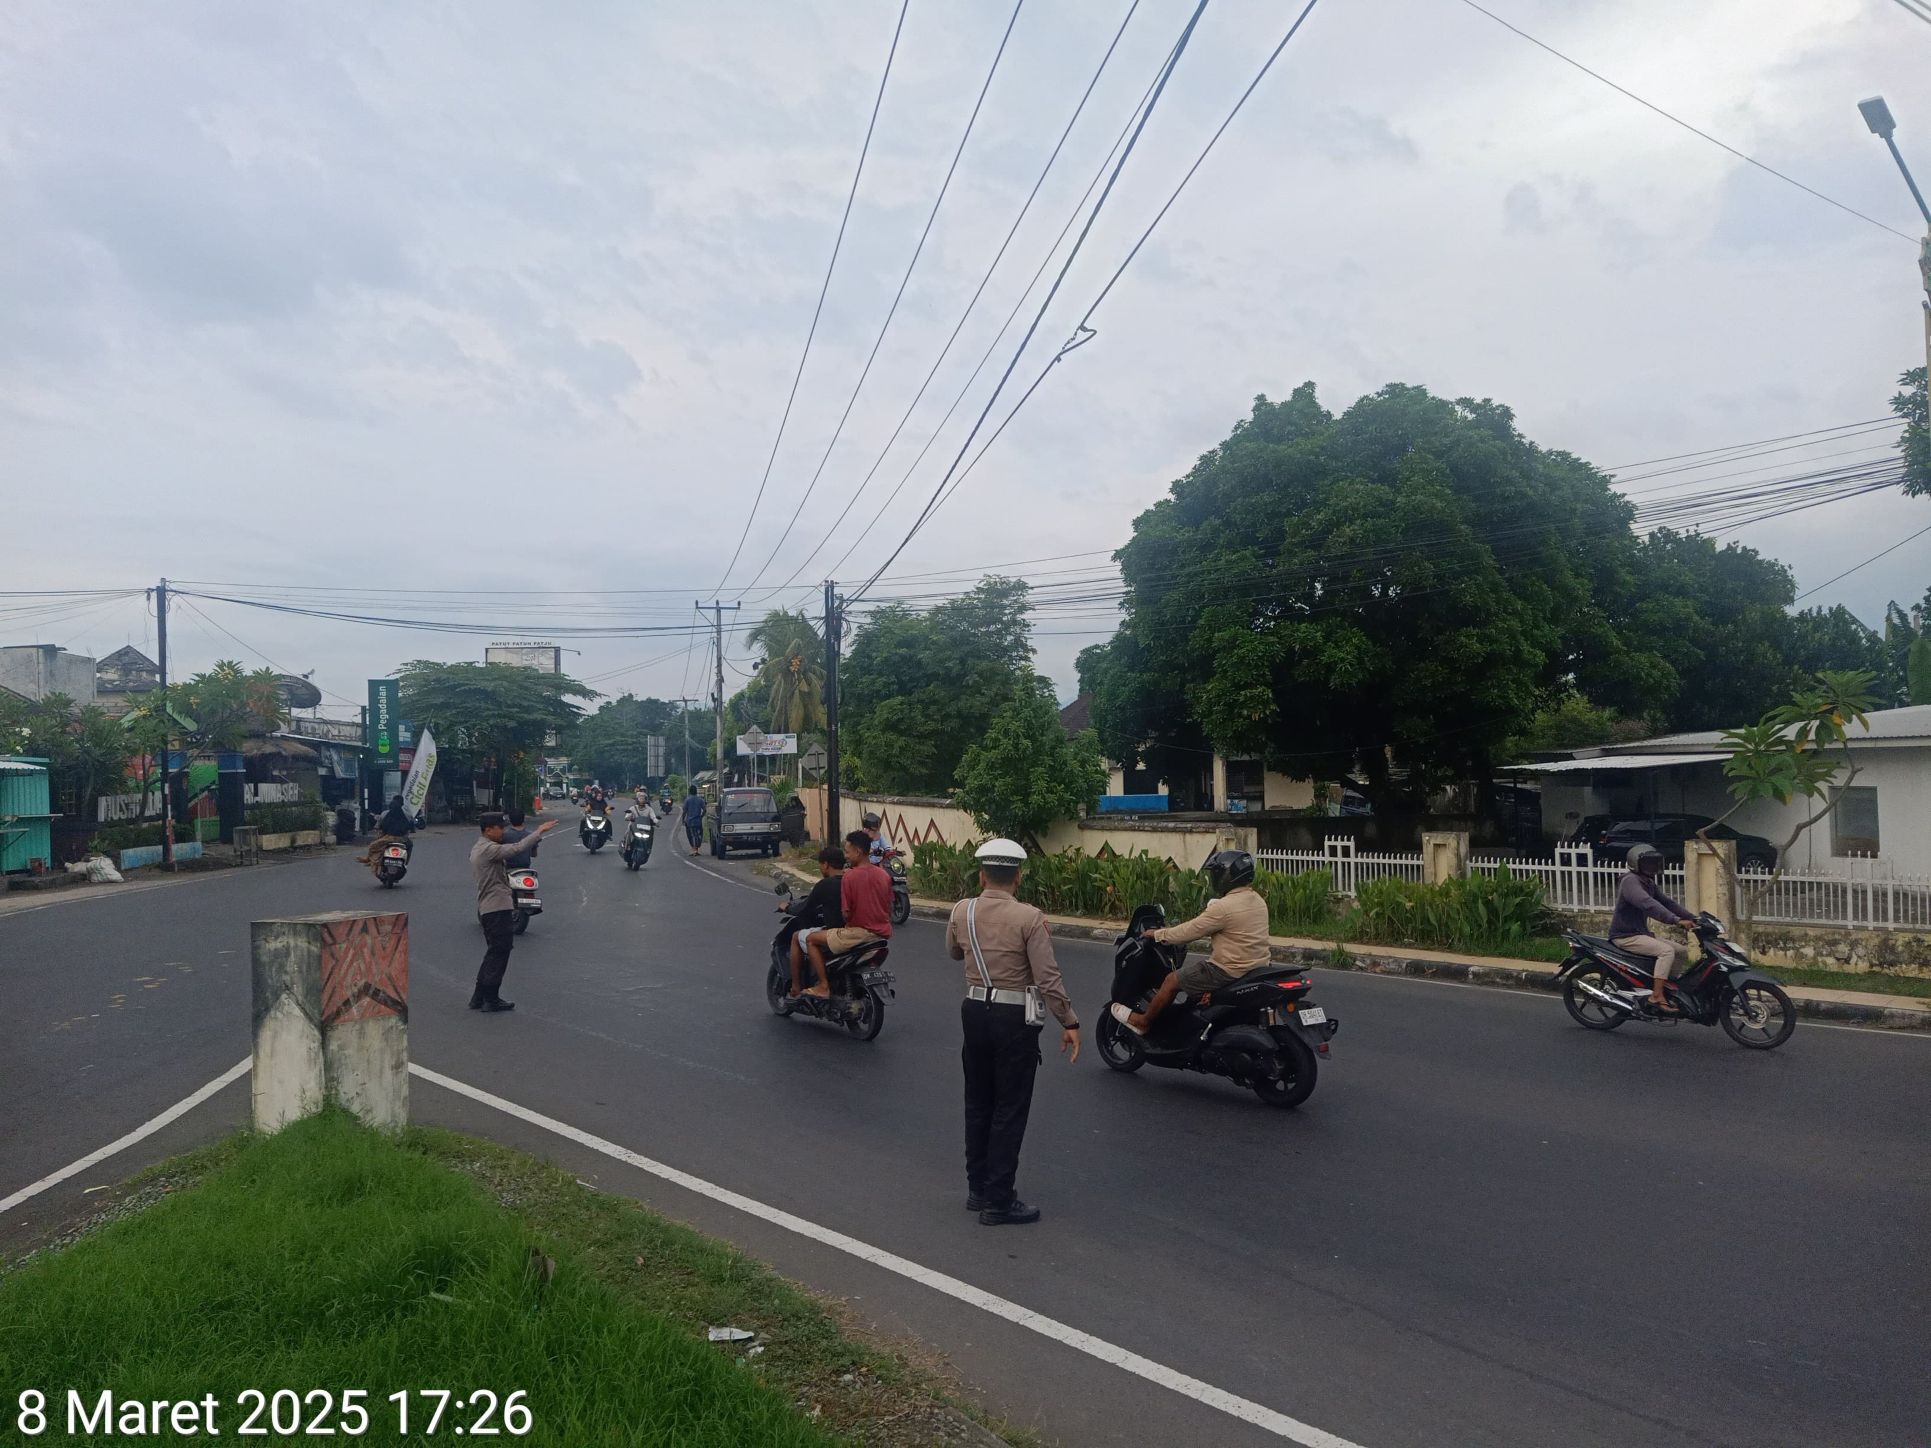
[1739,860,1931,931]
[1257,837,1930,932]
[1256,837,1425,897]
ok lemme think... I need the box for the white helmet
[974,838,1027,867]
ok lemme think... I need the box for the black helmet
[1204,849,1255,896]
[862,812,881,829]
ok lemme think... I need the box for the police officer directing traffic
[945,838,1079,1226]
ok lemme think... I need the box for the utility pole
[1859,97,1931,435]
[155,578,174,868]
[696,600,739,795]
[673,697,697,780]
[823,579,842,846]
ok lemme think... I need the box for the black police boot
[979,1198,1040,1226]
[966,1192,987,1212]
[480,998,516,1013]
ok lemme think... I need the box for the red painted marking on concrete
[321,913,409,1025]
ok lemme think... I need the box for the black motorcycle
[763,881,894,1041]
[879,847,912,926]
[1553,911,1796,1049]
[374,838,411,888]
[620,811,653,870]
[580,808,612,854]
[1094,904,1336,1107]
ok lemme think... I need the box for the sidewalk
[776,862,1931,1031]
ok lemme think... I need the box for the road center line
[410,1062,1366,1448]
[0,1058,250,1217]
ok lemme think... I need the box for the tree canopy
[1896,366,1928,496]
[954,679,1106,848]
[840,578,1036,796]
[399,661,593,794]
[745,609,825,734]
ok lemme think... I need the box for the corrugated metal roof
[0,759,48,775]
[1604,703,1931,754]
[1504,753,1729,775]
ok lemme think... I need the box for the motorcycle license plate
[1296,1006,1327,1026]
[519,898,541,911]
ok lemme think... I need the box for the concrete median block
[251,911,409,1133]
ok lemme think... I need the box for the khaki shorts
[1176,958,1240,994]
[820,926,881,956]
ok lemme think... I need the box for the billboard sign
[736,730,798,757]
[647,735,667,777]
[366,679,400,770]
[485,642,563,673]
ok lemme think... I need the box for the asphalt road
[4,810,1927,1448]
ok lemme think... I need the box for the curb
[774,866,1931,1032]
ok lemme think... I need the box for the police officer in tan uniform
[945,838,1080,1226]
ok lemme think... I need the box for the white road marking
[677,852,785,897]
[0,1057,250,1217]
[410,1063,1366,1448]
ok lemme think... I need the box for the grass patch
[1768,964,1931,999]
[0,1114,1013,1447]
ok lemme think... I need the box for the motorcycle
[878,848,911,926]
[1553,911,1796,1049]
[510,866,542,935]
[1094,903,1337,1108]
[580,808,612,854]
[764,880,894,1041]
[374,839,411,888]
[620,811,653,870]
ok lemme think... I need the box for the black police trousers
[961,999,1042,1209]
[474,909,516,1004]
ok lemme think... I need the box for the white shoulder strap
[965,897,993,989]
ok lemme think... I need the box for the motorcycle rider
[361,795,414,874]
[502,806,538,859]
[1612,844,1700,1013]
[580,785,612,848]
[681,785,707,856]
[1111,849,1270,1036]
[861,811,894,865]
[804,831,894,997]
[780,844,846,998]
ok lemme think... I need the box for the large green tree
[954,679,1106,849]
[1883,586,1931,705]
[745,609,826,734]
[840,577,1035,796]
[1896,365,1928,496]
[399,661,593,800]
[1084,384,1678,807]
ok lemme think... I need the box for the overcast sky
[4,0,1928,715]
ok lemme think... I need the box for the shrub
[1350,869,1547,954]
[1254,867,1335,933]
[247,799,329,835]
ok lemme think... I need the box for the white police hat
[974,838,1027,866]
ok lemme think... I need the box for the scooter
[581,808,612,854]
[374,839,411,888]
[1553,911,1796,1048]
[763,880,894,1042]
[1095,903,1336,1108]
[620,810,653,870]
[878,847,912,926]
[510,867,541,935]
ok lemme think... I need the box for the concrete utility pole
[823,579,842,846]
[1859,97,1931,430]
[672,697,697,780]
[696,600,739,796]
[155,578,173,868]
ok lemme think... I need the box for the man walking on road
[946,838,1079,1227]
[471,810,558,1013]
[681,785,706,856]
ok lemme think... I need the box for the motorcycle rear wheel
[1563,966,1628,1031]
[1252,1034,1317,1108]
[512,909,530,936]
[1095,1011,1146,1073]
[845,989,886,1042]
[889,890,910,926]
[1721,981,1796,1049]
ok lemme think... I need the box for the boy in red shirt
[806,831,894,996]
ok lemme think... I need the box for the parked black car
[1572,814,1777,872]
[711,786,783,858]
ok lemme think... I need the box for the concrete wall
[0,645,97,704]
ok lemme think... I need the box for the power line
[753,0,1149,597]
[912,0,1330,538]
[1454,0,1919,244]
[173,596,363,709]
[854,0,1219,600]
[1603,417,1896,471]
[1887,0,1931,29]
[714,0,912,593]
[1793,519,1931,601]
[736,0,1031,598]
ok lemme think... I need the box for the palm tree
[746,610,825,734]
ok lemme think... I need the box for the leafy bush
[1254,867,1335,932]
[247,799,329,835]
[1349,869,1547,953]
[90,821,170,854]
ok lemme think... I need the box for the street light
[1859,96,1931,224]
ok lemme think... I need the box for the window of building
[1829,785,1879,857]
[1223,758,1266,808]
